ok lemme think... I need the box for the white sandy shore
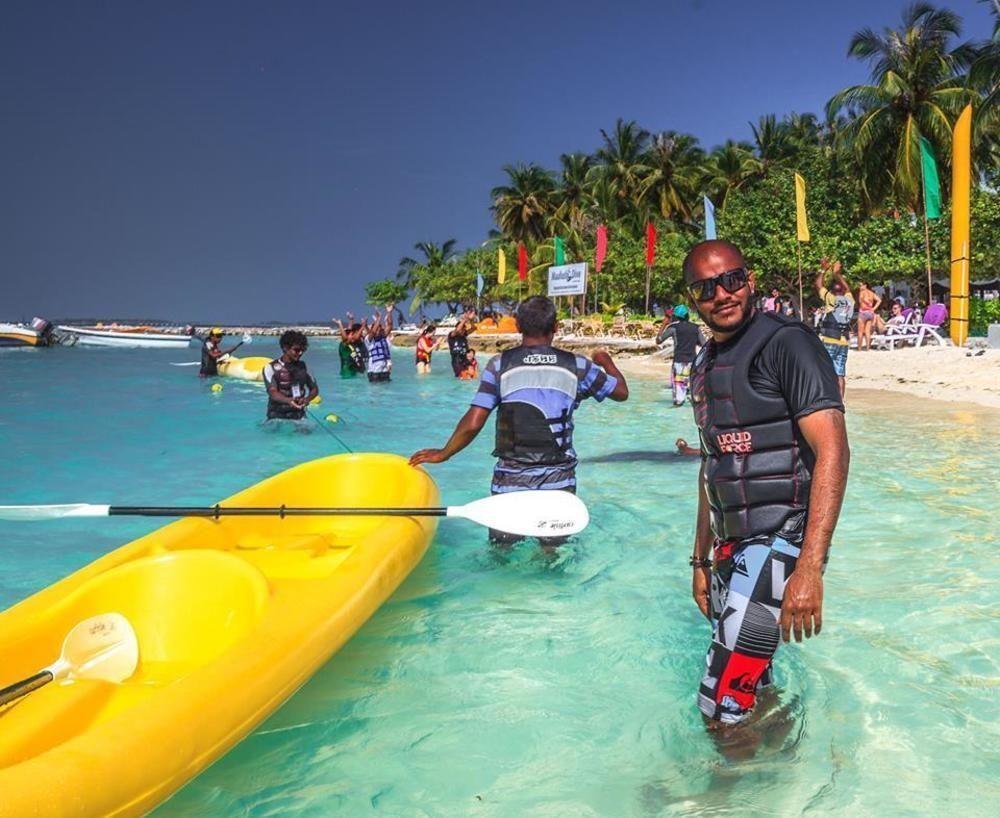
[616,344,1000,410]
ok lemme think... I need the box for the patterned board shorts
[822,341,848,376]
[698,536,802,725]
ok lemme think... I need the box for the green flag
[554,236,565,266]
[920,136,941,220]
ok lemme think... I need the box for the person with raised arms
[334,313,366,378]
[683,239,849,730]
[362,304,394,383]
[410,295,628,546]
[447,309,477,378]
[263,330,319,421]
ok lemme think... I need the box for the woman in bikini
[856,281,882,351]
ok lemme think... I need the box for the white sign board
[547,263,588,296]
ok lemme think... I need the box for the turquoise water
[2,342,999,816]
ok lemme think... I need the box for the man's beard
[700,297,754,334]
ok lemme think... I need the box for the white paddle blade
[0,503,110,521]
[60,613,139,684]
[242,333,253,344]
[450,490,589,537]
[169,361,201,367]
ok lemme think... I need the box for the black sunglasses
[686,267,749,302]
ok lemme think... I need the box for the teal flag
[554,236,565,266]
[920,136,941,220]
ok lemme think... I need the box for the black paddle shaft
[107,506,449,519]
[0,670,54,708]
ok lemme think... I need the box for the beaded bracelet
[689,556,712,569]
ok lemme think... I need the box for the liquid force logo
[523,354,558,365]
[716,430,753,454]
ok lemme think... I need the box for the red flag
[645,222,657,267]
[517,242,528,281]
[595,224,608,272]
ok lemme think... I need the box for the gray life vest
[492,346,579,465]
[690,311,814,542]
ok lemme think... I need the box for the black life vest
[690,311,814,542]
[265,358,313,420]
[492,346,578,466]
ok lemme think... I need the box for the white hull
[58,326,193,349]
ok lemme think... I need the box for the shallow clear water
[1,342,998,816]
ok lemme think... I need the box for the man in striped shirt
[410,296,628,543]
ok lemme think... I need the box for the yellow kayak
[216,355,270,381]
[0,453,438,817]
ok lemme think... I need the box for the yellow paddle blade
[56,613,139,684]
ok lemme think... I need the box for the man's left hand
[780,568,823,642]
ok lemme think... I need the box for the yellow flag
[794,173,810,242]
[498,248,506,284]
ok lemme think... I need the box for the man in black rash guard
[683,239,850,731]
[263,330,319,420]
[198,328,243,377]
[655,304,703,406]
[448,309,476,377]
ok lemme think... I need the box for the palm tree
[398,240,457,317]
[491,163,557,244]
[591,119,651,222]
[751,114,794,166]
[969,0,1000,181]
[639,131,705,224]
[550,153,594,257]
[704,140,762,211]
[826,2,978,211]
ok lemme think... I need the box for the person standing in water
[409,296,628,545]
[655,304,703,406]
[684,239,849,729]
[815,259,855,398]
[263,330,319,421]
[447,309,477,378]
[362,305,394,383]
[335,317,366,377]
[198,327,243,377]
[415,325,442,374]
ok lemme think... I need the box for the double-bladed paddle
[0,490,590,538]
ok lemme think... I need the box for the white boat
[57,325,194,349]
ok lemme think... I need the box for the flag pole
[919,161,933,304]
[797,241,804,319]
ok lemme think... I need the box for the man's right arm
[409,407,490,465]
[691,463,714,619]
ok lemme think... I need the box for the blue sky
[1,0,992,323]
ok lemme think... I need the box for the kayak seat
[233,534,356,580]
[0,550,270,768]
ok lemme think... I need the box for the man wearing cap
[655,305,703,406]
[198,328,243,377]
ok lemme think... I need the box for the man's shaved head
[682,239,756,339]
[682,240,748,282]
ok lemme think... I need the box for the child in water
[458,349,479,380]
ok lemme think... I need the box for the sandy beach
[617,344,1000,410]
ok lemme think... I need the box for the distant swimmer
[197,327,243,377]
[362,304,394,383]
[410,295,628,546]
[415,325,443,375]
[457,349,479,381]
[263,330,319,421]
[683,239,849,730]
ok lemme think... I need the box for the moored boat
[0,453,439,817]
[0,318,55,348]
[56,325,194,349]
